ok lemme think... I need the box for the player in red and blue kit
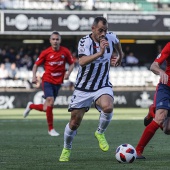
[23,31,74,136]
[136,42,170,159]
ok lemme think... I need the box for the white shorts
[68,87,114,112]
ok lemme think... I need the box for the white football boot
[23,102,33,118]
[48,129,60,136]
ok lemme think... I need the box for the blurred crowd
[0,44,41,80]
[0,44,78,81]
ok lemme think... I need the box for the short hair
[50,31,61,38]
[92,16,107,26]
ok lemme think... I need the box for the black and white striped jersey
[75,32,119,92]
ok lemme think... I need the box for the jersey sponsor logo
[49,61,64,66]
[51,72,62,76]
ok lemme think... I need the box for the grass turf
[0,108,170,170]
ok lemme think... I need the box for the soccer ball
[115,143,137,163]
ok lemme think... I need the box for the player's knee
[70,120,80,130]
[154,116,164,126]
[102,106,113,113]
[46,97,54,106]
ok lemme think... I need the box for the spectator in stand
[0,63,8,79]
[4,57,11,70]
[23,31,75,137]
[6,47,16,63]
[121,46,131,67]
[0,49,8,63]
[8,63,18,80]
[18,47,25,57]
[126,52,139,66]
[15,54,22,69]
[20,54,33,70]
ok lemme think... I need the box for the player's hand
[111,56,118,66]
[32,76,37,84]
[159,71,168,84]
[64,73,69,80]
[99,37,109,55]
[111,56,122,67]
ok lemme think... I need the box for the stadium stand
[1,0,169,11]
[0,0,168,90]
[0,61,159,89]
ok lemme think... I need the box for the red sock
[30,104,44,111]
[147,104,155,119]
[136,120,159,154]
[46,106,53,131]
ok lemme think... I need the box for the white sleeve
[78,36,91,57]
[107,32,120,44]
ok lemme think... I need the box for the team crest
[61,55,65,59]
[78,47,85,53]
[156,53,161,59]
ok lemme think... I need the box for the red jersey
[155,42,170,86]
[35,46,74,84]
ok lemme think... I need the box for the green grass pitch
[0,108,170,170]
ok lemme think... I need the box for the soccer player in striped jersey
[59,16,124,161]
[136,42,170,159]
[23,31,74,136]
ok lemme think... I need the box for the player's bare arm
[64,63,75,80]
[79,38,108,67]
[150,61,169,84]
[114,43,124,66]
[32,64,38,84]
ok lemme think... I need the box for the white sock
[64,123,77,149]
[97,111,113,134]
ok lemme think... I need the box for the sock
[136,120,159,154]
[46,106,53,131]
[147,104,155,119]
[30,104,44,111]
[64,123,77,149]
[97,111,113,134]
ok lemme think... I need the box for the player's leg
[136,83,170,159]
[95,88,113,152]
[44,83,61,136]
[45,96,59,136]
[23,81,45,118]
[23,101,34,118]
[23,102,44,118]
[144,86,157,126]
[136,108,168,159]
[136,119,160,159]
[162,113,170,134]
[144,104,155,126]
[48,84,61,136]
[59,90,92,161]
[59,108,86,161]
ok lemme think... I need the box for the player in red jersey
[136,42,170,159]
[23,31,74,136]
